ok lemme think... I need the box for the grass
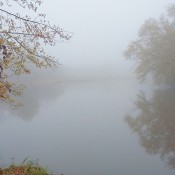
[0,161,50,175]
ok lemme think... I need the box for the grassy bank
[0,164,50,175]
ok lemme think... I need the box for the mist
[39,0,174,69]
[7,0,174,84]
[1,1,175,175]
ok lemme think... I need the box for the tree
[125,89,175,168]
[0,0,71,107]
[124,4,175,84]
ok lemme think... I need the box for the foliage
[125,88,175,168]
[0,164,49,175]
[124,4,175,84]
[0,0,71,107]
[0,158,52,175]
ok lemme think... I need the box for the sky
[35,0,175,78]
[2,0,175,82]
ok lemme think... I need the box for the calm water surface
[0,79,174,175]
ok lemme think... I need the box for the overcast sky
[36,0,173,74]
[3,0,172,84]
[7,0,175,82]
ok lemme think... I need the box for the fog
[39,0,174,69]
[9,0,174,81]
[1,1,175,175]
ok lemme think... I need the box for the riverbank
[0,163,49,175]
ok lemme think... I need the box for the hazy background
[1,1,175,175]
[11,0,174,83]
[37,0,174,78]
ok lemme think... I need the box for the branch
[0,31,50,38]
[10,34,57,65]
[0,8,72,38]
[0,8,48,27]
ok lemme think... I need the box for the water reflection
[125,87,175,168]
[124,4,175,169]
[1,65,132,121]
[1,82,64,120]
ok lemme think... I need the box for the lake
[0,78,174,175]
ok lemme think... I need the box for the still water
[0,78,174,175]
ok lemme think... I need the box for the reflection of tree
[10,82,64,120]
[124,2,175,169]
[125,88,175,168]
